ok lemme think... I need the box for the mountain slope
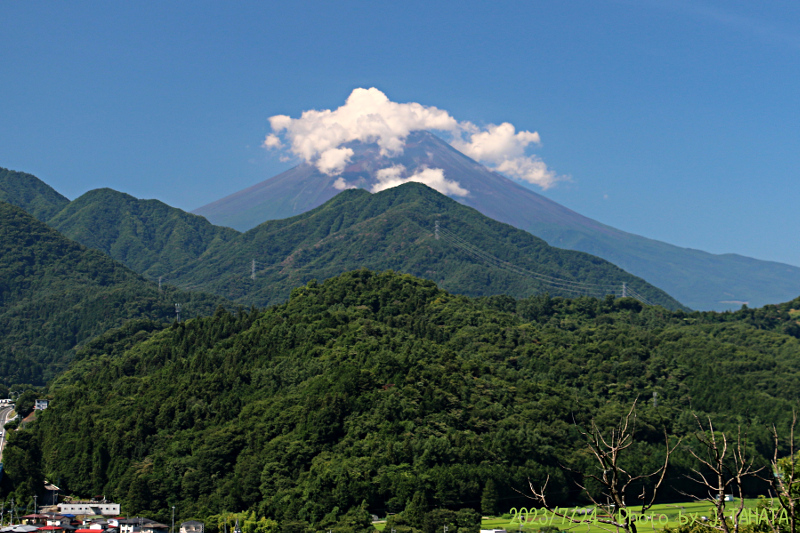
[0,166,70,222]
[8,270,799,523]
[49,188,239,279]
[193,132,800,311]
[175,183,684,309]
[0,201,225,385]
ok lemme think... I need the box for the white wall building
[59,502,121,516]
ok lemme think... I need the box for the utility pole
[33,496,37,514]
[622,282,627,298]
[171,506,175,533]
[251,260,256,280]
[175,303,181,323]
[435,220,439,240]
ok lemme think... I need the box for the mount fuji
[194,131,800,311]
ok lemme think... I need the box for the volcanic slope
[193,131,800,311]
[0,201,225,385]
[49,188,239,279]
[173,183,683,309]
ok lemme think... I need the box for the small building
[140,524,168,533]
[59,503,120,517]
[45,515,71,527]
[117,519,156,533]
[36,526,66,533]
[34,399,49,410]
[21,514,49,526]
[179,522,203,533]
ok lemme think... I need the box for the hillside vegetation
[157,184,683,310]
[0,201,226,385]
[0,167,69,222]
[1,167,684,310]
[6,270,799,529]
[191,131,800,312]
[49,187,239,278]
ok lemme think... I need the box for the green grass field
[374,499,774,532]
[479,499,767,532]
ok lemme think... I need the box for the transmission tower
[622,282,627,298]
[158,276,163,293]
[251,259,256,280]
[435,220,439,240]
[175,303,182,323]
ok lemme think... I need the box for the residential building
[179,522,203,533]
[59,503,121,517]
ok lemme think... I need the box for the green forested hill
[21,176,683,310]
[49,188,239,278]
[168,183,684,310]
[0,201,226,385]
[7,270,799,529]
[0,167,70,222]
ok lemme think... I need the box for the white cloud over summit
[370,165,469,197]
[451,122,557,188]
[263,87,560,192]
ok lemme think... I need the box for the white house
[59,502,121,516]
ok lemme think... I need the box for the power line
[437,223,653,305]
[439,227,619,291]
[437,227,618,296]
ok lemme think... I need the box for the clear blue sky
[2,1,799,265]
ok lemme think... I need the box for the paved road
[0,405,16,462]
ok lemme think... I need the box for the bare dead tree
[760,412,800,533]
[680,415,765,533]
[526,402,678,533]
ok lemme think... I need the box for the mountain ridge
[0,166,70,222]
[49,187,239,278]
[144,182,687,310]
[192,132,800,311]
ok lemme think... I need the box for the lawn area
[371,499,778,532]
[479,499,768,532]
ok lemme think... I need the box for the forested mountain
[171,183,684,310]
[0,167,69,222]
[193,132,800,311]
[23,176,681,310]
[0,201,226,385]
[6,270,799,530]
[49,188,239,278]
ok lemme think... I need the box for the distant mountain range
[193,132,800,311]
[0,167,683,310]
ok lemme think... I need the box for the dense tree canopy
[0,201,227,385]
[5,270,798,529]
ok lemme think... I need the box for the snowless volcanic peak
[193,131,583,233]
[193,129,800,312]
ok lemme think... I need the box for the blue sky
[2,1,799,265]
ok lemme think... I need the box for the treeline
[3,270,799,531]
